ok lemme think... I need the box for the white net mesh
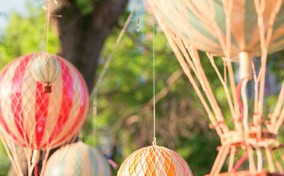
[118,145,192,176]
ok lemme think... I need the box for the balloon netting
[150,0,284,57]
[31,53,61,83]
[118,145,192,176]
[0,54,89,149]
[44,142,111,176]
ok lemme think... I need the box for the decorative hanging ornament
[44,142,111,176]
[0,53,89,149]
[151,0,284,58]
[117,145,193,176]
[31,52,61,93]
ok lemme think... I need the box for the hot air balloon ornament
[117,143,193,176]
[149,0,284,175]
[0,53,89,176]
[31,52,61,93]
[116,17,193,175]
[0,53,89,150]
[43,142,111,176]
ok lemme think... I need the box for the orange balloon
[117,145,193,176]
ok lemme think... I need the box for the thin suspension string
[152,15,157,145]
[90,0,139,132]
[90,0,139,98]
[43,0,51,52]
[136,5,141,32]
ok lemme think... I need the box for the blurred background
[0,0,283,175]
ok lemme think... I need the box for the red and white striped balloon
[0,53,89,149]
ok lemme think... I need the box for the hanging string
[90,0,139,98]
[90,0,139,137]
[86,1,140,168]
[135,5,141,32]
[152,15,157,146]
[43,0,51,52]
[91,91,98,143]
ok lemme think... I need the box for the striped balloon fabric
[0,53,89,149]
[31,52,61,85]
[150,0,284,57]
[117,145,192,176]
[44,142,111,176]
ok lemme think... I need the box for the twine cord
[152,15,157,146]
[90,0,139,121]
[91,0,139,98]
[43,0,51,52]
[136,5,141,32]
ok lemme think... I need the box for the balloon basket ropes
[148,0,284,175]
[206,129,284,176]
[206,171,284,176]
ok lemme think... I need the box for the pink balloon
[0,53,89,149]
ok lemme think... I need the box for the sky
[0,0,27,33]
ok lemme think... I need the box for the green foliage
[74,0,93,15]
[0,5,59,69]
[0,143,9,176]
[177,135,219,175]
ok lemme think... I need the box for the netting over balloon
[44,142,111,176]
[117,145,192,176]
[148,0,284,175]
[0,53,89,149]
[31,53,61,92]
[151,0,284,57]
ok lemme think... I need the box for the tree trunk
[53,0,129,93]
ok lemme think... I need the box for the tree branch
[112,70,184,132]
